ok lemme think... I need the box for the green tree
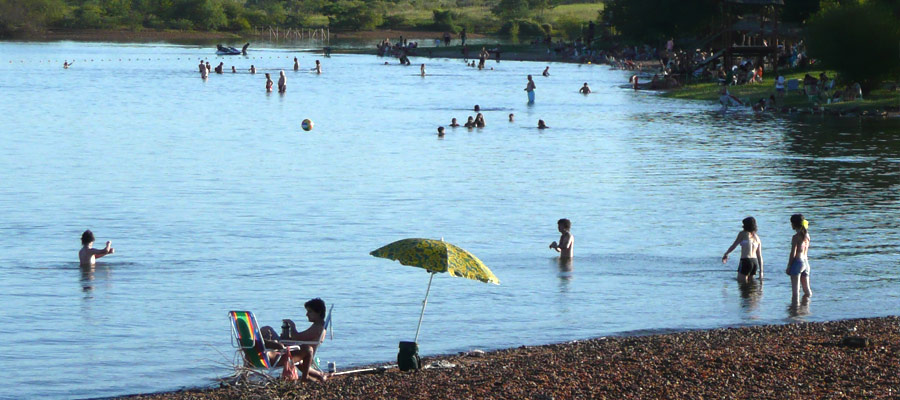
[805,1,900,93]
[492,0,529,19]
[603,0,716,44]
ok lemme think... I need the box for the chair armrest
[280,340,321,346]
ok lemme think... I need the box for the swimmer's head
[509,113,514,121]
[467,116,474,122]
[81,230,94,245]
[451,118,457,123]
[584,82,588,86]
[316,60,320,64]
[538,119,547,128]
[474,105,480,111]
[438,126,445,134]
[557,218,571,232]
[742,217,757,233]
[266,73,271,78]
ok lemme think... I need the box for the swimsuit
[738,258,759,276]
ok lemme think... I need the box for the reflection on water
[79,264,111,298]
[738,280,763,314]
[787,297,811,319]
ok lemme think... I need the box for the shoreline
[114,316,900,399]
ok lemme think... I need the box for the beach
[117,316,899,399]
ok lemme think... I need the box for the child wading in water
[722,216,764,282]
[549,218,573,259]
[79,230,114,266]
[786,214,812,302]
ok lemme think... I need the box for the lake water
[0,40,898,399]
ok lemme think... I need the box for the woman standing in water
[722,216,764,282]
[786,214,812,302]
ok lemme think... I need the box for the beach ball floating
[301,119,314,131]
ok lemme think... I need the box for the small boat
[216,43,250,56]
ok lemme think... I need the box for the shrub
[169,18,194,30]
[431,9,460,32]
[380,14,408,29]
[326,1,382,31]
[500,18,544,37]
[554,15,582,40]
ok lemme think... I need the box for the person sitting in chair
[260,298,328,382]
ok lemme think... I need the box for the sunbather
[260,298,328,382]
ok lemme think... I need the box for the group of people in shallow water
[721,214,813,304]
[196,57,322,94]
[436,104,550,137]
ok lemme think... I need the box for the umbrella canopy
[370,238,499,343]
[369,238,499,284]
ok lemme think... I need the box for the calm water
[1,41,898,399]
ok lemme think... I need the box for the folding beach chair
[229,306,334,373]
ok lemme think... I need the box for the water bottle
[281,320,291,339]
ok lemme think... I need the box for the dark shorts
[738,258,759,276]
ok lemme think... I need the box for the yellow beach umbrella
[370,238,499,342]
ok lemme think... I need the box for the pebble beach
[118,316,899,399]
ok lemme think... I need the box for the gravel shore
[118,316,899,399]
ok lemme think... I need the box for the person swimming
[63,60,72,69]
[474,105,480,112]
[250,65,256,74]
[231,66,236,73]
[538,119,549,129]
[542,66,550,77]
[293,57,299,71]
[79,230,114,267]
[314,60,322,74]
[580,82,591,94]
[450,118,460,127]
[464,116,475,128]
[474,113,485,128]
[437,126,445,137]
[508,113,514,122]
[214,62,224,74]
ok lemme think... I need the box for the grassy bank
[117,316,900,399]
[661,69,899,115]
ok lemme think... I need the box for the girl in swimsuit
[265,73,273,92]
[786,214,812,302]
[722,216,764,283]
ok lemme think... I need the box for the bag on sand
[398,341,421,371]
[281,349,299,381]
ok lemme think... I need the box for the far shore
[115,316,899,400]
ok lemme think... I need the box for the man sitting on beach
[79,230,114,267]
[549,218,573,258]
[260,298,329,382]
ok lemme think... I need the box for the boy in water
[261,298,329,382]
[549,218,573,258]
[79,230,114,266]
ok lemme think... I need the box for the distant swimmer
[542,66,550,77]
[313,60,322,74]
[580,82,592,94]
[265,73,274,92]
[199,61,208,78]
[63,60,73,69]
[278,70,287,93]
[525,75,536,104]
[722,216,764,283]
[437,126,445,137]
[215,62,224,74]
[464,116,475,128]
[549,218,573,259]
[293,57,299,71]
[231,65,236,73]
[79,230,114,267]
[537,119,549,129]
[449,118,460,127]
[420,63,426,76]
[474,113,485,128]
[206,62,211,73]
[474,105,480,112]
[250,65,256,74]
[508,113,514,122]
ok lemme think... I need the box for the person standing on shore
[79,230,114,267]
[525,75,536,104]
[722,216,764,283]
[460,28,467,46]
[786,214,812,302]
[549,218,573,259]
[278,70,287,93]
[265,73,274,92]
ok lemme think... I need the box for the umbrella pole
[414,272,435,343]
